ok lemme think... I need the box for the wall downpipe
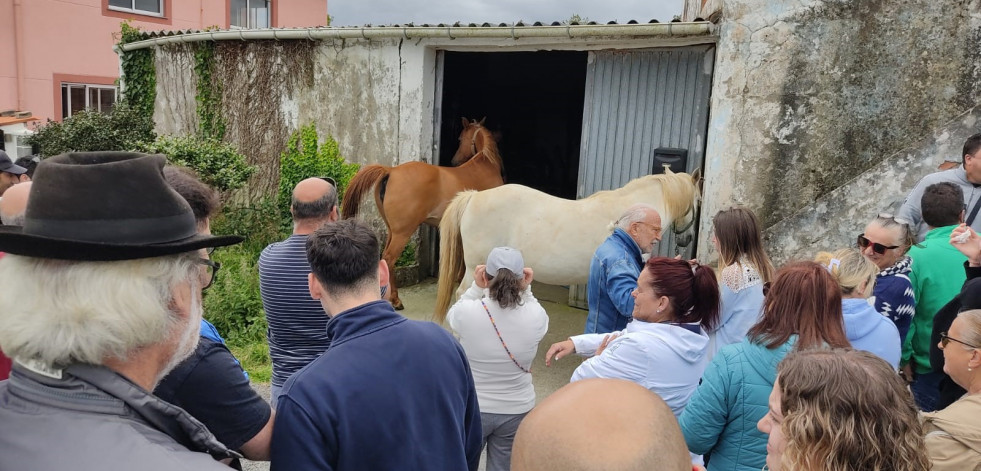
[13,0,26,110]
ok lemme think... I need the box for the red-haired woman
[678,261,851,471]
[546,257,720,420]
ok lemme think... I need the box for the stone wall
[697,0,981,263]
[153,38,411,201]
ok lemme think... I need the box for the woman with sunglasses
[859,214,917,342]
[922,309,981,470]
[707,207,774,360]
[678,262,850,471]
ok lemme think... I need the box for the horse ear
[478,116,487,126]
[461,117,470,128]
[691,167,703,187]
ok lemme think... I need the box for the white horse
[434,170,700,323]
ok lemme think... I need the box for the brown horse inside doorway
[342,117,505,309]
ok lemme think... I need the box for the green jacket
[906,225,967,373]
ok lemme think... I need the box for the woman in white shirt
[447,247,549,471]
[545,256,720,419]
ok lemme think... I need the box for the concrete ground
[243,278,587,471]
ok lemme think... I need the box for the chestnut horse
[342,118,504,309]
[433,170,701,323]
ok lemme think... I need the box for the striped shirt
[259,234,330,387]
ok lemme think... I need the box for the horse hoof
[392,300,405,310]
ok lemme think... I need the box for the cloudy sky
[328,0,683,27]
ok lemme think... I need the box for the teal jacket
[906,225,967,373]
[679,337,797,471]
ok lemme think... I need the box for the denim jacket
[584,228,644,334]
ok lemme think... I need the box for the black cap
[0,150,27,175]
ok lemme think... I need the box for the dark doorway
[438,51,588,199]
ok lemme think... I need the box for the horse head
[451,117,495,166]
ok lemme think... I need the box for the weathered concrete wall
[765,107,981,262]
[698,0,981,263]
[149,33,715,202]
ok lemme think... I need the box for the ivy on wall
[194,42,226,140]
[117,22,156,124]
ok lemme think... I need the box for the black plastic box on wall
[651,147,688,174]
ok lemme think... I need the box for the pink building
[0,0,327,123]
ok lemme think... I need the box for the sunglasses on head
[877,212,912,227]
[857,234,899,255]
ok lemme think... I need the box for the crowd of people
[0,134,981,470]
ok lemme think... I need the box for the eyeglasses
[318,176,337,188]
[637,222,663,236]
[196,258,221,290]
[940,331,979,349]
[762,281,772,297]
[857,234,899,255]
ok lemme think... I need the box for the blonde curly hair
[777,349,930,471]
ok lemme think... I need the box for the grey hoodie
[0,363,237,471]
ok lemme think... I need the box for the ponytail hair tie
[827,258,840,273]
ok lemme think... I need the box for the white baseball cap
[486,246,524,277]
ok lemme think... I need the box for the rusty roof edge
[119,22,715,52]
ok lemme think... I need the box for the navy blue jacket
[270,300,482,471]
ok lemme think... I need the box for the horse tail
[341,165,389,219]
[434,190,477,324]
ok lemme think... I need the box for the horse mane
[585,171,698,224]
[463,126,503,168]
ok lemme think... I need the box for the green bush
[206,197,283,378]
[27,103,156,157]
[278,124,360,225]
[117,22,155,123]
[139,135,255,192]
[204,243,268,345]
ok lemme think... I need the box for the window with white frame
[108,0,163,16]
[61,84,119,119]
[231,0,270,29]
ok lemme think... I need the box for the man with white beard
[0,152,243,471]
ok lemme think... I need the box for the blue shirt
[584,228,644,334]
[259,234,331,387]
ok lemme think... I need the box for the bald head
[291,178,338,223]
[0,181,31,225]
[512,379,691,471]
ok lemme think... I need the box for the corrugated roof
[134,18,710,41]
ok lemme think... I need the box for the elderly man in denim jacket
[584,204,663,333]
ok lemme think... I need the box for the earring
[657,308,662,313]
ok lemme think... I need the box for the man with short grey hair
[0,152,243,470]
[259,177,339,408]
[584,203,663,333]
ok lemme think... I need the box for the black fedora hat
[0,152,242,261]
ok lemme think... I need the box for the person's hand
[474,265,489,289]
[545,339,576,367]
[950,224,981,266]
[900,364,914,385]
[594,333,620,356]
[521,267,534,288]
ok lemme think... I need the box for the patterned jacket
[871,256,916,343]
